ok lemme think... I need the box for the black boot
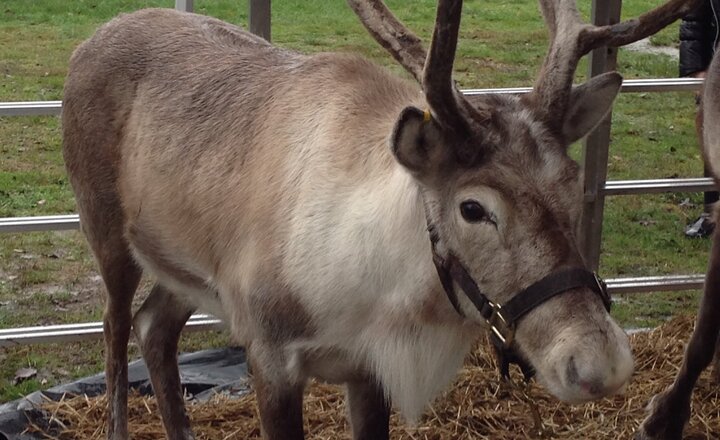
[685,212,715,238]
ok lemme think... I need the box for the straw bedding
[28,314,720,439]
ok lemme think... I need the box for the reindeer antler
[532,0,702,127]
[348,0,488,132]
[423,0,483,131]
[350,0,700,135]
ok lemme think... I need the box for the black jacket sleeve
[679,0,716,77]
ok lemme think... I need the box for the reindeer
[636,43,720,440]
[61,0,698,439]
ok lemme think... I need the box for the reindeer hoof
[634,388,688,440]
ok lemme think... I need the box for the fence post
[249,0,271,41]
[579,0,621,271]
[175,0,193,12]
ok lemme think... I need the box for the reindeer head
[349,0,698,403]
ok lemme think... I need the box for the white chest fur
[280,166,478,419]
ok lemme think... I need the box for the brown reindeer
[636,46,720,440]
[61,1,698,439]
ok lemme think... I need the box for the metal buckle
[487,303,515,348]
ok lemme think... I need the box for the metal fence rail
[0,78,704,117]
[0,274,705,347]
[0,213,709,296]
[607,274,705,294]
[463,77,702,95]
[0,215,80,233]
[604,178,716,196]
[2,178,715,232]
[0,315,223,347]
[0,101,62,116]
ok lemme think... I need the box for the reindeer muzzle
[428,228,611,380]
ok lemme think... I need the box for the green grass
[0,0,709,401]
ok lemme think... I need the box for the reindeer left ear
[390,106,446,175]
[562,72,622,144]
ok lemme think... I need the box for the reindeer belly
[124,219,229,321]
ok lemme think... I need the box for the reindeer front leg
[346,379,391,440]
[249,342,306,440]
[711,336,720,383]
[636,221,720,440]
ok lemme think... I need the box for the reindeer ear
[390,106,445,174]
[562,72,622,144]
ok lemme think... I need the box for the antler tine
[346,0,427,82]
[536,0,562,40]
[585,0,702,50]
[530,0,587,121]
[532,0,702,127]
[349,0,487,131]
[423,0,478,131]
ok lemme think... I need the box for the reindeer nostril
[566,356,579,385]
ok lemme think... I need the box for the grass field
[0,0,712,402]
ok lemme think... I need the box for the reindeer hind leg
[78,212,141,440]
[133,283,196,440]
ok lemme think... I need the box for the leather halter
[426,223,612,379]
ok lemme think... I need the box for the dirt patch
[625,38,678,60]
[2,260,152,320]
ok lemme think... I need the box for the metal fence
[0,0,709,346]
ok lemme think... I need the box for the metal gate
[0,0,708,346]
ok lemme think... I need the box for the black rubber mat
[0,347,249,440]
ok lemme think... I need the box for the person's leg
[687,103,717,237]
[704,162,719,216]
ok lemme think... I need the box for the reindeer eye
[460,200,491,224]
